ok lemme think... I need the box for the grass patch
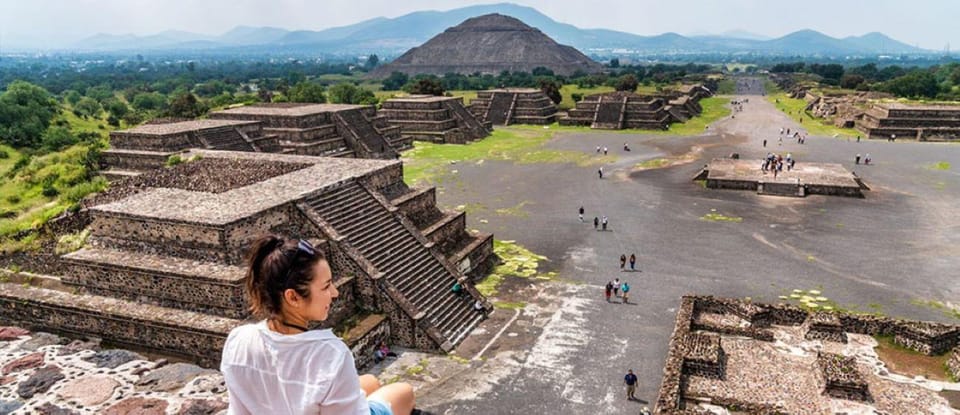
[929,161,951,171]
[474,239,551,297]
[650,96,731,136]
[401,126,612,186]
[873,334,951,381]
[912,299,960,320]
[404,358,429,377]
[559,84,614,110]
[635,158,671,170]
[700,211,743,223]
[493,301,527,310]
[716,79,736,95]
[764,82,859,139]
[494,201,531,218]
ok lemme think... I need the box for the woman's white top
[220,320,369,415]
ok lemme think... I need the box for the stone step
[101,168,142,182]
[381,249,433,281]
[61,247,247,318]
[368,236,422,269]
[448,312,484,347]
[354,223,409,253]
[437,297,474,337]
[0,282,239,367]
[324,199,389,229]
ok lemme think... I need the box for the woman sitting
[221,235,415,415]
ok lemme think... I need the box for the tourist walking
[621,282,630,304]
[762,139,767,147]
[855,154,861,165]
[620,254,627,270]
[605,281,613,302]
[222,235,415,415]
[623,142,630,151]
[578,206,584,222]
[629,254,636,271]
[864,153,871,165]
[613,278,620,297]
[601,216,608,231]
[624,369,638,400]
[603,146,608,155]
[598,167,604,179]
[596,146,601,153]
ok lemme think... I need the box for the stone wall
[947,348,960,380]
[0,283,233,368]
[345,314,391,369]
[655,295,960,414]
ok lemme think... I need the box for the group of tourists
[761,152,795,178]
[604,278,631,304]
[619,253,638,271]
[581,206,610,231]
[855,153,872,165]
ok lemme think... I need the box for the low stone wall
[947,348,960,380]
[655,295,960,413]
[346,314,391,369]
[425,212,466,248]
[817,352,870,401]
[109,131,198,152]
[0,283,235,368]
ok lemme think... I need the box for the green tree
[41,126,79,151]
[537,78,562,105]
[615,74,639,92]
[287,81,326,103]
[103,98,129,118]
[881,71,941,98]
[0,81,59,147]
[405,77,444,96]
[85,84,114,103]
[74,97,103,118]
[165,92,207,118]
[64,90,82,106]
[365,54,380,71]
[840,74,865,90]
[608,58,620,68]
[132,92,167,111]
[328,83,377,105]
[382,72,409,91]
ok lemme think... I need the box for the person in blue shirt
[624,369,638,400]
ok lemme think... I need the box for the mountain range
[68,3,928,57]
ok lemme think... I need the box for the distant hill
[370,13,603,77]
[68,2,930,56]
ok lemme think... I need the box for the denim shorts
[369,399,393,415]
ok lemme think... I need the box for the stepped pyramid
[380,95,492,144]
[371,14,603,77]
[0,151,495,367]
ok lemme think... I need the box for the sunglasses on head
[281,239,317,288]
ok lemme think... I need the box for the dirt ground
[391,79,960,414]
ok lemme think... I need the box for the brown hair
[244,234,327,319]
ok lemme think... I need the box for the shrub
[41,182,59,197]
[166,154,183,166]
[5,195,20,204]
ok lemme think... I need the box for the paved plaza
[411,82,960,413]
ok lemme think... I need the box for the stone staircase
[302,181,484,348]
[486,93,515,126]
[592,97,624,129]
[334,110,397,158]
[443,99,491,138]
[196,127,255,152]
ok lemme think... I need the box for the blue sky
[1,0,956,50]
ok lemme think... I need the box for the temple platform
[696,158,866,198]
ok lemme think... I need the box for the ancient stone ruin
[101,118,279,180]
[101,103,413,179]
[0,150,495,368]
[694,158,868,198]
[370,13,603,77]
[856,103,960,141]
[210,103,412,156]
[380,95,491,144]
[558,84,712,130]
[655,295,960,414]
[468,88,558,126]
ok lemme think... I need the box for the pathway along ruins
[415,78,960,414]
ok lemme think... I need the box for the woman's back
[221,321,368,415]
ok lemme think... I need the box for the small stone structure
[469,88,558,126]
[694,158,867,198]
[803,311,848,343]
[380,95,491,144]
[210,103,411,156]
[816,352,870,401]
[856,103,960,141]
[558,84,712,130]
[101,119,279,180]
[947,347,960,380]
[654,295,960,414]
[0,150,495,368]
